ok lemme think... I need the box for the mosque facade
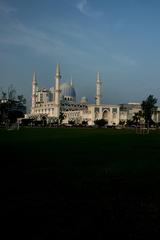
[27,64,160,126]
[29,64,121,126]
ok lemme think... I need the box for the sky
[0,0,160,109]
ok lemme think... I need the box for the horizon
[0,0,160,109]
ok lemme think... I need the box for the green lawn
[1,127,160,175]
[2,128,160,238]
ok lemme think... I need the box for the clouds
[0,20,64,56]
[111,53,136,67]
[76,0,87,15]
[0,16,92,62]
[76,0,103,17]
[0,4,102,61]
[0,0,160,105]
[0,1,16,14]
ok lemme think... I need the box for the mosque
[28,64,121,126]
[27,64,160,126]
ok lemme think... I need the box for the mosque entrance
[102,110,109,122]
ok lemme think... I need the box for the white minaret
[54,64,61,118]
[95,71,102,105]
[31,72,37,113]
[70,76,73,86]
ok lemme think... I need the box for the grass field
[1,128,160,238]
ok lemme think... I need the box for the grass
[1,127,160,238]
[2,127,160,174]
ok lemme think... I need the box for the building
[26,64,160,126]
[119,103,141,123]
[28,64,120,126]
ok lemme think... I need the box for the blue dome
[80,96,88,104]
[60,82,76,99]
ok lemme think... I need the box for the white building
[27,64,160,126]
[119,103,142,123]
[28,64,120,126]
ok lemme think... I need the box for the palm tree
[141,95,157,127]
[132,111,144,126]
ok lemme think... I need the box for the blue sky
[0,0,160,108]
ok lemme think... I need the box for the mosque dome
[60,82,76,102]
[49,87,54,93]
[80,96,88,104]
[49,87,54,101]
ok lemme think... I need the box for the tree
[126,119,133,127]
[17,95,26,105]
[119,120,125,127]
[0,87,7,99]
[82,120,88,126]
[141,95,157,126]
[94,119,107,127]
[59,112,65,124]
[132,111,144,126]
[68,120,75,125]
[0,85,26,125]
[2,91,7,99]
[0,101,8,124]
[8,109,24,123]
[8,84,16,100]
[41,116,47,127]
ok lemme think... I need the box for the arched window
[103,110,109,120]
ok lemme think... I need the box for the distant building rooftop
[128,102,141,105]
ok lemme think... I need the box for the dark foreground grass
[1,128,160,239]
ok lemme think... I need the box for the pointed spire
[56,64,61,77]
[70,76,73,86]
[96,71,101,82]
[32,72,37,82]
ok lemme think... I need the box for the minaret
[54,64,61,118]
[70,76,73,86]
[31,72,37,113]
[95,71,102,105]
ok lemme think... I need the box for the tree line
[0,85,26,126]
